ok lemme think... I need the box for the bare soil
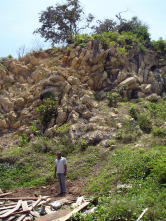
[2,180,89,199]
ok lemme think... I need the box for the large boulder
[0,97,13,112]
[56,108,68,125]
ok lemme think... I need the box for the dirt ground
[2,180,89,199]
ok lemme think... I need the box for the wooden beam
[53,202,90,221]
[136,208,148,221]
[22,201,30,212]
[0,200,22,218]
[32,198,42,209]
[0,203,17,208]
[0,192,13,197]
[17,214,27,221]
[30,211,40,217]
[0,205,16,211]
[0,197,46,201]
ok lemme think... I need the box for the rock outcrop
[0,42,166,145]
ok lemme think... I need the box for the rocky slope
[0,40,166,148]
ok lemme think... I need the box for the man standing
[54,152,67,196]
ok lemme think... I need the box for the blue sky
[0,0,166,58]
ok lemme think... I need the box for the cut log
[0,205,16,211]
[0,197,46,201]
[0,192,13,197]
[0,203,17,208]
[0,200,22,218]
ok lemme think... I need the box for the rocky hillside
[1,39,166,220]
[0,39,166,147]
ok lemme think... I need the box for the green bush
[151,38,166,54]
[129,105,138,120]
[116,47,128,56]
[7,54,13,58]
[151,154,166,184]
[138,44,146,54]
[106,92,118,107]
[35,98,58,125]
[152,127,166,137]
[20,134,28,147]
[137,113,152,133]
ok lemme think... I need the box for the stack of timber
[0,193,91,221]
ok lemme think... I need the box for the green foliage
[29,125,37,134]
[138,44,146,54]
[54,123,70,135]
[34,0,94,44]
[151,38,166,54]
[118,16,150,42]
[117,85,128,100]
[35,98,58,125]
[85,145,166,220]
[116,47,128,56]
[151,127,166,138]
[92,32,116,49]
[106,92,118,107]
[92,18,117,34]
[20,134,28,147]
[73,34,90,47]
[79,139,88,151]
[151,153,166,184]
[7,54,13,58]
[129,105,138,120]
[137,113,152,133]
[144,100,166,120]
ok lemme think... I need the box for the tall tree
[92,19,117,34]
[34,0,94,45]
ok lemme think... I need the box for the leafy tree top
[34,0,94,45]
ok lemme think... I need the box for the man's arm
[54,166,57,178]
[64,165,67,176]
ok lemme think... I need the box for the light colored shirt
[55,157,67,173]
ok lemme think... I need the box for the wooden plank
[22,216,32,221]
[0,205,16,211]
[37,200,46,207]
[17,214,27,221]
[136,208,148,221]
[0,203,17,208]
[22,201,30,212]
[32,198,42,209]
[30,211,40,217]
[12,210,30,216]
[0,197,46,201]
[0,200,22,218]
[53,202,90,221]
[0,192,13,197]
[54,198,72,205]
[36,208,71,221]
[5,215,18,221]
[0,209,10,215]
[45,206,53,214]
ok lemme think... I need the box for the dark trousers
[57,173,66,194]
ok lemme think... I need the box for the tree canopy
[34,0,94,45]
